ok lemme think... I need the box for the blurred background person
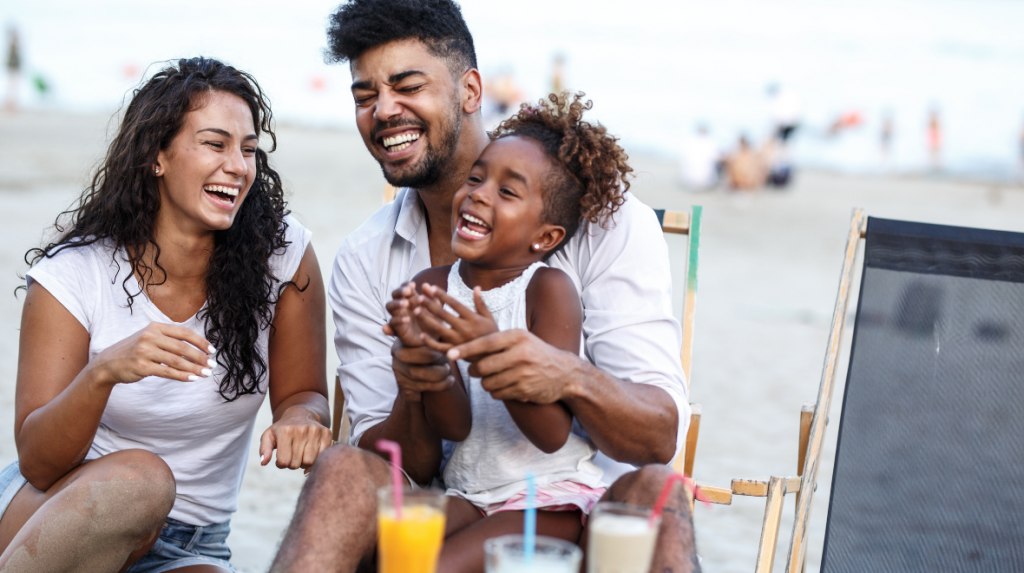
[724,135,767,191]
[482,67,525,126]
[880,111,895,166]
[927,107,943,171]
[4,25,19,112]
[678,124,721,189]
[767,82,801,147]
[551,53,565,95]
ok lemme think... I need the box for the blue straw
[524,472,536,564]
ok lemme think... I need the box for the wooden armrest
[731,477,801,497]
[695,482,733,505]
[661,210,690,235]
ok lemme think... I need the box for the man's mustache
[371,118,427,141]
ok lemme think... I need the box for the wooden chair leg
[331,375,345,444]
[754,476,788,573]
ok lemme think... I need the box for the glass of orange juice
[377,487,447,573]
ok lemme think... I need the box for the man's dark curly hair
[325,0,477,75]
[25,57,293,402]
[491,92,632,254]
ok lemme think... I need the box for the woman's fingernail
[260,454,266,463]
[188,375,199,381]
[201,368,213,376]
[207,358,217,368]
[448,349,460,360]
[208,345,217,354]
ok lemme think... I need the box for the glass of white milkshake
[587,502,660,573]
[485,534,582,573]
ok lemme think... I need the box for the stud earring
[533,244,541,250]
[153,166,160,174]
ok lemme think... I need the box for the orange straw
[376,439,404,519]
[649,474,712,528]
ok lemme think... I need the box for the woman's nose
[223,147,248,178]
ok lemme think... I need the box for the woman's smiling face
[451,136,563,267]
[154,90,258,234]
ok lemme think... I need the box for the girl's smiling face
[451,136,565,267]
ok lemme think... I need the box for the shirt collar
[394,187,426,244]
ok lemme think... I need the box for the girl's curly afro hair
[491,92,631,252]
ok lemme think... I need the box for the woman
[0,57,331,572]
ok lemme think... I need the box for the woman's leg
[0,449,175,573]
[438,509,583,573]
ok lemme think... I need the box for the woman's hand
[259,406,332,471]
[414,284,498,352]
[87,322,215,386]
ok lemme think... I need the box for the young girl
[387,92,632,563]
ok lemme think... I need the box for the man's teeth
[382,132,421,150]
[462,214,489,228]
[204,185,239,197]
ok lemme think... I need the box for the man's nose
[374,90,403,122]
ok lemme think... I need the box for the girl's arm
[16,285,213,491]
[261,243,332,471]
[502,267,580,453]
[415,270,580,453]
[387,267,472,442]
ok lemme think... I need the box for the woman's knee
[72,449,176,527]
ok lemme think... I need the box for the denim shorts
[0,461,234,573]
[126,517,236,573]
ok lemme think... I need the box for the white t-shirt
[25,216,311,526]
[330,188,689,484]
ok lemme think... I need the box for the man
[272,1,698,571]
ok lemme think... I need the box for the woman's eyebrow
[197,127,258,141]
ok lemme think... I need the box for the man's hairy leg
[580,465,700,573]
[270,444,393,573]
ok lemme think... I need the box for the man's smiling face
[350,39,463,188]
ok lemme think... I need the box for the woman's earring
[533,244,541,250]
[153,166,160,174]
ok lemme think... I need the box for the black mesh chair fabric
[821,217,1024,573]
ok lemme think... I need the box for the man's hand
[391,338,454,402]
[447,329,585,404]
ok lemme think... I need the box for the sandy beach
[1,110,1022,572]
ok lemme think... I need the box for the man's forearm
[358,395,442,485]
[563,359,679,465]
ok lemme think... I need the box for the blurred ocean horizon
[3,0,1023,181]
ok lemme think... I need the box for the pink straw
[649,474,711,528]
[376,439,404,519]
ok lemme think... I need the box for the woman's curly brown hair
[491,92,631,253]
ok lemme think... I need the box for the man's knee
[308,444,390,488]
[610,465,691,515]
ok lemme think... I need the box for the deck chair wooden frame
[721,209,866,573]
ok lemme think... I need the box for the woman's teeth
[383,132,420,151]
[460,213,490,238]
[204,185,239,197]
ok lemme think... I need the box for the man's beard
[377,104,462,189]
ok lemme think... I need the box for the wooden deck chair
[756,210,1024,572]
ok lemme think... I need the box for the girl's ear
[531,224,566,255]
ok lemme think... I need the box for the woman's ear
[531,224,566,254]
